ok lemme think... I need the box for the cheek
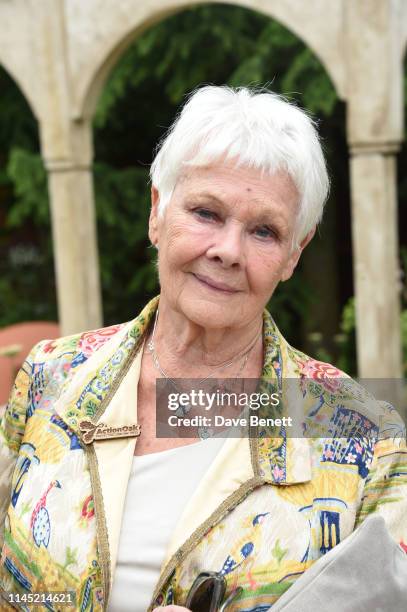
[164,221,213,264]
[246,249,287,293]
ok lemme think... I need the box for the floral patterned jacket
[0,296,406,611]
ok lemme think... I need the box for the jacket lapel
[52,296,159,433]
[92,346,144,584]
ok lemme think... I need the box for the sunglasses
[185,571,243,612]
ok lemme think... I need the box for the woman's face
[149,163,314,330]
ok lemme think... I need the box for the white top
[108,435,226,611]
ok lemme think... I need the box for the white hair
[150,86,330,249]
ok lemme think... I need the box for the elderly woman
[0,86,406,612]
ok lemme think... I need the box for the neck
[150,296,263,374]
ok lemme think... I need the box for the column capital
[349,141,402,156]
[45,159,92,173]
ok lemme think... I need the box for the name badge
[79,420,141,444]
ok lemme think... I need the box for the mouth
[192,273,240,294]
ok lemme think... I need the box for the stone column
[349,145,402,378]
[345,0,404,378]
[45,156,102,336]
[34,0,103,335]
[41,115,103,336]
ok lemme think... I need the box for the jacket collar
[52,296,159,434]
[53,295,311,486]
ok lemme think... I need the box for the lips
[192,273,240,293]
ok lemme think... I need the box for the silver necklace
[147,308,261,438]
[147,307,260,383]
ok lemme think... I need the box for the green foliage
[0,145,56,325]
[93,163,159,322]
[335,297,357,375]
[95,4,270,128]
[267,273,314,341]
[281,48,337,117]
[0,68,39,155]
[402,310,407,374]
[340,297,356,335]
[334,296,407,378]
[6,148,49,227]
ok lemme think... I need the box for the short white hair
[150,86,330,249]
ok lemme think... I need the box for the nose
[206,221,244,268]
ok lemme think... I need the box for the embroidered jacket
[0,296,406,611]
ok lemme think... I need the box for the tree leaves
[6,148,49,227]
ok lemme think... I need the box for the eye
[253,225,276,240]
[193,208,218,221]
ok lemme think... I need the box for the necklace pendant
[198,425,213,440]
[175,402,192,418]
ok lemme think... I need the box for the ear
[148,186,160,247]
[280,226,316,282]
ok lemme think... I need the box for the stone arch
[0,0,42,122]
[72,0,345,120]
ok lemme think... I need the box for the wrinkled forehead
[173,163,300,213]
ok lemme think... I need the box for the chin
[179,298,240,329]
